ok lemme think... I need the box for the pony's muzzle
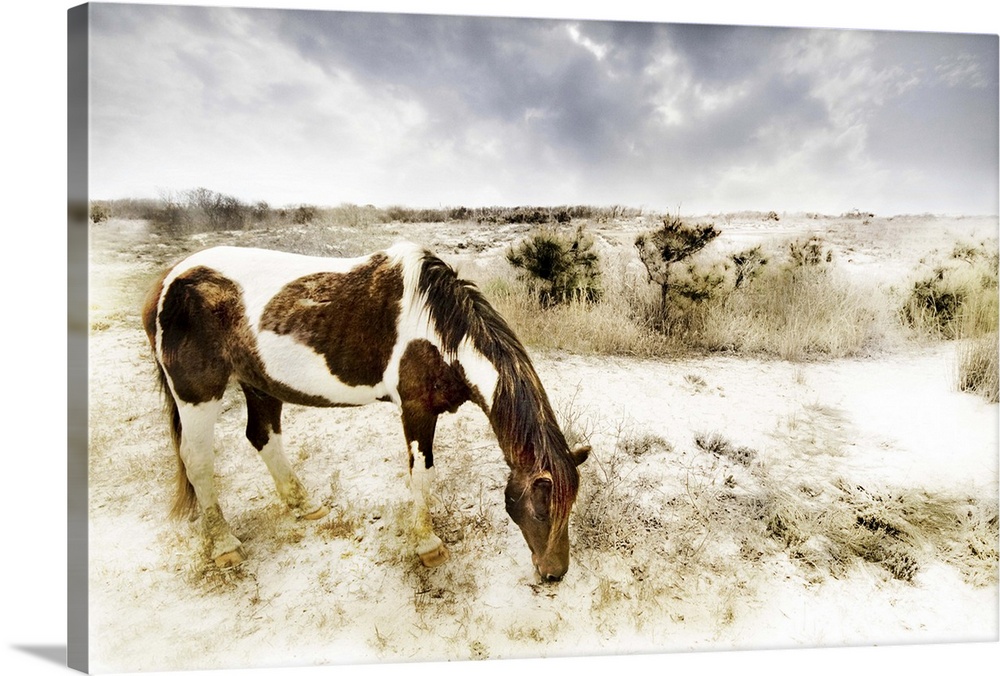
[533,554,567,582]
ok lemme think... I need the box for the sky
[86,2,999,215]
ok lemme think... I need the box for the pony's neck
[472,346,567,470]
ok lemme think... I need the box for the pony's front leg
[401,405,449,567]
[177,399,245,567]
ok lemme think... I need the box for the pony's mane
[416,252,579,523]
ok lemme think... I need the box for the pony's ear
[530,473,553,518]
[570,443,591,466]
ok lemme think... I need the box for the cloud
[87,5,998,214]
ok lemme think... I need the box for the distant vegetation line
[88,187,652,232]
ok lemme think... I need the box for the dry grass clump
[698,264,893,360]
[619,432,674,459]
[900,238,998,402]
[758,478,999,586]
[958,332,999,402]
[902,239,998,340]
[693,432,757,467]
[487,278,676,357]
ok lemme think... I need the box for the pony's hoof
[418,544,450,568]
[300,505,330,521]
[214,548,245,569]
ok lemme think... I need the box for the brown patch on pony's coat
[397,339,473,471]
[156,266,237,403]
[241,383,283,451]
[397,339,471,416]
[259,254,403,388]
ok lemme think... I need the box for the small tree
[787,235,833,268]
[635,215,720,316]
[731,246,768,289]
[507,225,601,306]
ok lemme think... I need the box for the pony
[142,242,589,581]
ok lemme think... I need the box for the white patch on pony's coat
[408,440,443,556]
[258,433,323,516]
[381,242,501,411]
[258,434,293,487]
[255,330,389,404]
[383,243,441,406]
[457,338,499,411]
[408,440,436,495]
[175,399,225,508]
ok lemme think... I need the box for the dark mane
[416,253,579,524]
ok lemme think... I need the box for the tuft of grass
[958,332,999,402]
[762,479,999,585]
[694,432,757,467]
[619,432,672,459]
[317,507,365,541]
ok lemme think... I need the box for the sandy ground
[84,214,998,673]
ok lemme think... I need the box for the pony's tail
[156,364,198,521]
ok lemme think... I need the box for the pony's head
[504,443,590,581]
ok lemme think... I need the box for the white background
[2,1,997,674]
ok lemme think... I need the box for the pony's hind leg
[176,399,245,567]
[241,384,329,520]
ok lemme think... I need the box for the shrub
[148,190,192,235]
[903,270,966,338]
[901,241,998,340]
[786,235,833,268]
[250,201,272,223]
[506,225,601,306]
[186,187,251,230]
[331,203,381,228]
[292,204,318,225]
[90,202,111,224]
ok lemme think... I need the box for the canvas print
[70,2,999,673]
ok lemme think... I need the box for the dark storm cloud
[662,23,794,83]
[270,11,632,144]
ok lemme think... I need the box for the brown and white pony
[142,242,589,581]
